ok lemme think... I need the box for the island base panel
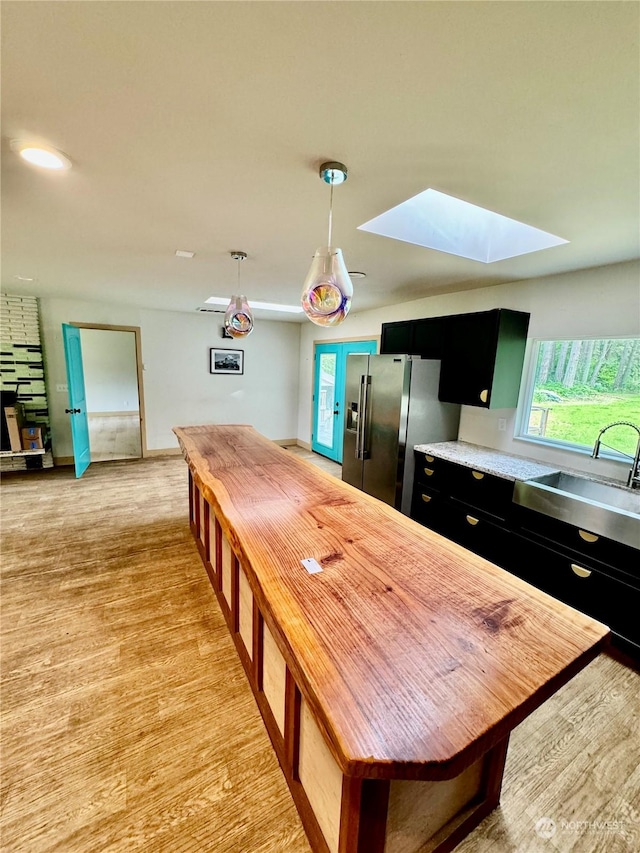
[263,621,286,736]
[189,479,509,853]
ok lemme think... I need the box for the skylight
[358,188,568,263]
[205,296,303,314]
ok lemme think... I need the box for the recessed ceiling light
[11,140,72,170]
[13,275,35,282]
[205,296,303,314]
[175,250,195,258]
[348,271,367,278]
[358,188,568,263]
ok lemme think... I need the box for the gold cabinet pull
[466,515,479,526]
[578,530,599,543]
[424,467,434,476]
[471,470,484,480]
[421,494,432,503]
[479,389,489,403]
[424,454,434,463]
[571,564,592,578]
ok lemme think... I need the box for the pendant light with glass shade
[224,252,254,338]
[301,162,353,326]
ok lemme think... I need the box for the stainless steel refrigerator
[342,356,460,514]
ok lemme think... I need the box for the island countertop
[174,424,609,783]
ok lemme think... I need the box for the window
[519,338,640,457]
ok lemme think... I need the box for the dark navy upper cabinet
[380,320,414,355]
[380,316,445,358]
[381,308,530,409]
[438,309,530,408]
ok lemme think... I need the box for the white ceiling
[2,1,639,323]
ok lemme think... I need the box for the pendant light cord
[327,181,334,248]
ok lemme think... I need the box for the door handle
[578,530,598,543]
[571,564,592,578]
[65,408,81,414]
[355,376,364,459]
[360,375,371,460]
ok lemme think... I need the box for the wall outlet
[56,383,68,393]
[498,418,507,432]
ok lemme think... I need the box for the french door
[312,339,377,463]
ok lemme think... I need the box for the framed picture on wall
[210,348,244,375]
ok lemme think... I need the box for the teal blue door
[62,324,91,478]
[312,340,377,463]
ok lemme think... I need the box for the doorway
[75,324,145,463]
[312,339,377,463]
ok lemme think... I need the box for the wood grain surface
[173,425,610,782]
[1,455,312,853]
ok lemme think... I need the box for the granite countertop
[414,440,561,482]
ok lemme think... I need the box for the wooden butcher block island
[174,425,609,853]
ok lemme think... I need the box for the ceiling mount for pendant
[319,161,348,185]
[230,251,247,262]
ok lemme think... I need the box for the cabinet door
[380,321,413,355]
[413,451,460,493]
[381,317,446,357]
[446,501,513,567]
[412,317,445,358]
[439,312,499,407]
[509,534,639,650]
[438,309,529,408]
[448,467,515,522]
[513,504,638,584]
[411,486,454,538]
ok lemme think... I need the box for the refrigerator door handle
[355,375,364,459]
[360,374,371,460]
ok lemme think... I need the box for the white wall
[39,298,301,458]
[298,261,640,482]
[80,328,139,413]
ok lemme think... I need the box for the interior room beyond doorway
[79,327,142,462]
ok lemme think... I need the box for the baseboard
[273,439,311,450]
[57,443,306,464]
[56,448,181,464]
[87,411,139,418]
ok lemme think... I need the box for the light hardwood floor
[280,444,342,477]
[1,450,638,852]
[87,414,142,462]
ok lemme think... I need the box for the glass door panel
[312,340,377,463]
[316,352,337,451]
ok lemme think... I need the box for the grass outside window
[521,338,640,457]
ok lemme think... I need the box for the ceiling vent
[196,307,225,314]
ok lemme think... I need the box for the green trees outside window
[523,338,640,456]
